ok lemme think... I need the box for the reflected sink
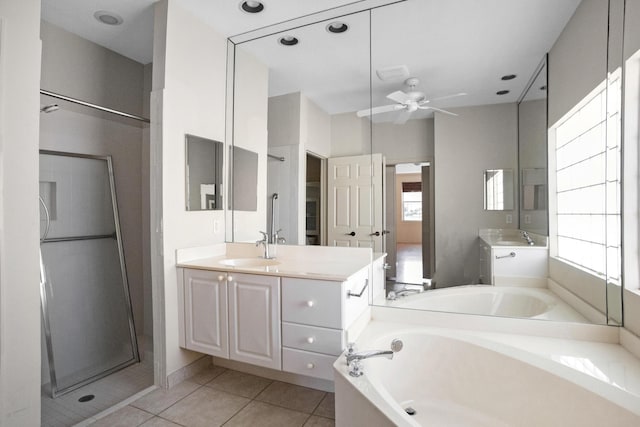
[494,240,526,246]
[220,258,281,268]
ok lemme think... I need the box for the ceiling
[41,0,580,120]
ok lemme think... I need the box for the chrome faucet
[256,231,272,259]
[522,231,535,246]
[346,339,403,377]
[272,229,286,245]
[386,289,422,300]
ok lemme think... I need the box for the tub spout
[346,339,403,377]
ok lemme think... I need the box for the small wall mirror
[185,134,223,211]
[484,169,515,211]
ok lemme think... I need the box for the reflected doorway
[305,152,326,246]
[385,162,434,287]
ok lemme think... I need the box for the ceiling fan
[357,77,466,124]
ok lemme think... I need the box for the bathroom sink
[494,240,526,246]
[219,258,280,268]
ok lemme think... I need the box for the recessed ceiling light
[326,22,348,34]
[501,74,517,81]
[94,10,123,26]
[240,1,264,13]
[279,36,299,46]
[496,90,510,95]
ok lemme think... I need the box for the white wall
[330,112,370,157]
[231,47,269,243]
[518,99,547,235]
[151,0,228,383]
[40,21,145,117]
[373,118,434,164]
[548,0,608,126]
[434,103,518,286]
[0,0,42,424]
[547,0,610,318]
[623,0,640,336]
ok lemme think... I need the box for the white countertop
[479,228,548,248]
[176,243,381,282]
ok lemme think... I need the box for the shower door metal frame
[39,149,140,398]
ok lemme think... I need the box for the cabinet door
[228,273,281,370]
[184,269,229,358]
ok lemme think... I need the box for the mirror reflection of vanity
[224,0,626,326]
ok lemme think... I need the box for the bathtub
[334,324,640,426]
[385,285,587,322]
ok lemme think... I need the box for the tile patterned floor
[89,366,336,427]
[41,358,154,427]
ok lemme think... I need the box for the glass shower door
[39,151,139,397]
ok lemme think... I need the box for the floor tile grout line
[154,382,204,417]
[309,391,328,415]
[219,397,255,426]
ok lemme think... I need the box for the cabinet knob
[227,275,233,282]
[306,300,315,307]
[306,363,315,369]
[306,337,315,344]
[218,275,225,282]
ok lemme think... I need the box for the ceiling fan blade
[394,110,412,125]
[422,92,467,104]
[356,104,404,117]
[387,90,412,104]
[419,105,458,116]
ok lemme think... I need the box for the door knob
[370,231,380,236]
[346,231,356,236]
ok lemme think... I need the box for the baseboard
[211,357,334,392]
[166,355,212,388]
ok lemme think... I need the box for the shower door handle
[39,196,51,243]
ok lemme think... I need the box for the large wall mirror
[226,0,624,326]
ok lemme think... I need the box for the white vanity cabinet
[179,263,370,382]
[180,269,281,370]
[478,239,548,286]
[183,269,229,358]
[228,273,281,370]
[281,268,369,381]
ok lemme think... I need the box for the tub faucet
[256,231,272,259]
[346,339,403,377]
[387,289,422,300]
[522,231,535,246]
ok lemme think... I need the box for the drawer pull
[306,363,315,369]
[227,275,234,282]
[217,275,225,281]
[306,337,315,344]
[347,279,369,298]
[306,300,315,307]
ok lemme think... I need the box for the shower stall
[39,150,139,398]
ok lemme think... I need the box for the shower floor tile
[41,357,154,427]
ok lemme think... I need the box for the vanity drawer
[282,278,343,328]
[282,347,337,381]
[282,322,344,356]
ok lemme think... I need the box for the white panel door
[184,269,229,358]
[327,154,384,251]
[228,273,281,370]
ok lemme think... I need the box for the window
[549,71,621,283]
[402,181,422,221]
